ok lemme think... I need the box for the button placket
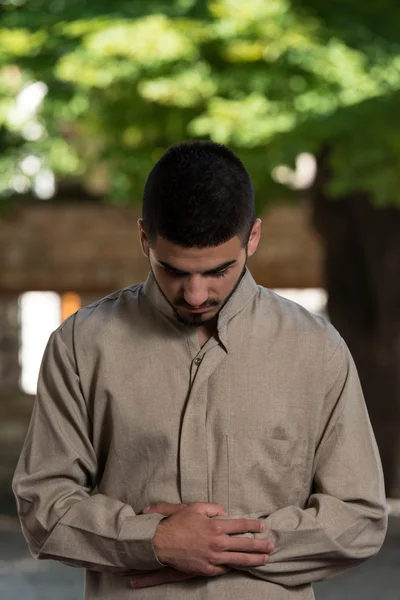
[179,344,227,503]
[190,356,203,384]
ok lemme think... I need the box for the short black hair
[142,140,255,248]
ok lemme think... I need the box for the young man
[13,141,387,599]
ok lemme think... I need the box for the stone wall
[0,200,323,293]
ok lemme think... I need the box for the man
[13,141,387,599]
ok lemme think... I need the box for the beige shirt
[13,269,387,599]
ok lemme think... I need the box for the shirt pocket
[226,433,302,516]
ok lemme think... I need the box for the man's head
[139,140,261,326]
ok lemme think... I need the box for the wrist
[152,518,170,566]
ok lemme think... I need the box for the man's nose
[183,276,208,307]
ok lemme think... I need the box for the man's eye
[164,268,229,278]
[212,270,228,278]
[165,269,184,278]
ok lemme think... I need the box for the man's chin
[174,308,218,328]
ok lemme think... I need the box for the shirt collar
[142,267,259,349]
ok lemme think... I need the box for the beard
[173,306,218,328]
[150,263,247,328]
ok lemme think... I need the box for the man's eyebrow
[158,259,237,276]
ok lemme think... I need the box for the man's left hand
[129,502,230,589]
[130,566,206,589]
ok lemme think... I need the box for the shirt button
[194,357,202,366]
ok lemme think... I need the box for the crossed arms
[130,501,274,589]
[13,328,388,590]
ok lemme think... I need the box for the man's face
[138,220,261,327]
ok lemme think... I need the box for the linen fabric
[13,269,387,599]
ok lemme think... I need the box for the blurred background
[0,0,399,598]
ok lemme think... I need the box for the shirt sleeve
[12,323,165,573]
[235,336,388,586]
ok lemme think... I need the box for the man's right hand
[151,502,274,577]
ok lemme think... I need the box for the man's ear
[247,218,261,258]
[137,219,149,258]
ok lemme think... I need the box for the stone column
[0,295,20,391]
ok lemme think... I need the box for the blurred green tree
[1,0,400,494]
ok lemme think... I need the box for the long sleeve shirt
[13,269,388,599]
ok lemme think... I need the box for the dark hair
[142,140,255,248]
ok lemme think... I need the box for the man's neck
[197,323,216,348]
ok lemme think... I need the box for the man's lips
[177,305,216,314]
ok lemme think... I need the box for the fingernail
[142,506,151,513]
[260,522,265,531]
[264,555,269,564]
[268,543,275,553]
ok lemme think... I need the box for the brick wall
[0,201,323,293]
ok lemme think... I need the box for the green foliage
[1,0,400,205]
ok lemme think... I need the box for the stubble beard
[150,263,247,329]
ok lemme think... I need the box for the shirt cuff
[118,513,166,570]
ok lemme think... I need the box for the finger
[143,503,188,516]
[192,502,228,517]
[130,565,232,587]
[216,552,270,568]
[220,518,265,535]
[225,537,274,554]
[116,569,154,577]
[130,568,196,589]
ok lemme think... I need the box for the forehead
[151,235,244,272]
